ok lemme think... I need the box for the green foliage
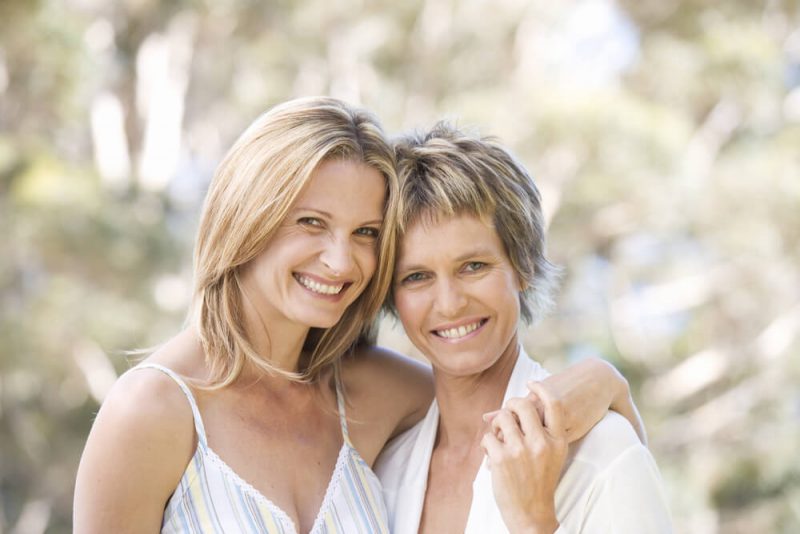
[1,0,798,532]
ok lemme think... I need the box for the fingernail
[482,410,499,421]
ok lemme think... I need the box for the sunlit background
[1,0,799,532]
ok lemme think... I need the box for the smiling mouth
[433,319,488,339]
[294,274,347,296]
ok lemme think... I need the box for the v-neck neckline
[409,351,533,534]
[201,440,351,534]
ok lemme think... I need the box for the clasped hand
[481,383,568,534]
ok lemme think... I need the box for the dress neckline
[200,439,354,534]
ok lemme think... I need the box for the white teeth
[296,275,344,295]
[436,321,482,339]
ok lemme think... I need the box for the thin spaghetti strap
[333,364,353,446]
[134,363,208,448]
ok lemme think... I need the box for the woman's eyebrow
[395,262,424,274]
[294,206,383,226]
[396,248,496,273]
[293,206,331,217]
[453,248,495,262]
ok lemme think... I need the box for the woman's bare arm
[341,346,434,464]
[529,357,647,445]
[74,370,194,533]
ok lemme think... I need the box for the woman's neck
[238,282,310,379]
[433,339,520,449]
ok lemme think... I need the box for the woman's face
[393,213,522,377]
[242,158,386,330]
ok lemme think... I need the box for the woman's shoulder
[343,345,432,401]
[113,330,207,427]
[73,334,203,531]
[568,411,647,473]
[109,362,195,434]
[94,335,204,464]
[342,345,433,436]
[90,329,207,471]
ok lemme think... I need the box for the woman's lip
[430,317,488,332]
[293,273,352,301]
[293,271,351,285]
[431,318,489,341]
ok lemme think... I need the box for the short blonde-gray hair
[193,97,399,386]
[390,122,559,323]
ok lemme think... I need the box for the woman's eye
[464,261,486,272]
[355,227,380,238]
[401,272,427,284]
[298,217,323,228]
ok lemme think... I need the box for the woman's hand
[480,388,568,534]
[533,357,647,445]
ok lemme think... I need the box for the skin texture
[74,166,642,533]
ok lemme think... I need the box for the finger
[529,382,566,439]
[505,396,545,438]
[525,382,546,420]
[482,410,500,424]
[491,409,524,447]
[480,430,503,463]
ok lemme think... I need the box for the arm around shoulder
[344,345,433,437]
[73,368,196,534]
[535,357,647,446]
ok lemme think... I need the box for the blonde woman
[74,98,644,534]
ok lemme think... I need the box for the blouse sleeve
[580,444,673,533]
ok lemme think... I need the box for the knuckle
[497,410,514,426]
[530,439,548,457]
[508,443,525,458]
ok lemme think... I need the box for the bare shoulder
[345,344,432,390]
[104,362,197,439]
[344,345,432,417]
[73,348,199,532]
[337,345,433,463]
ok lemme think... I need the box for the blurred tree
[1,0,798,532]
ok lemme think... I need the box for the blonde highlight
[390,122,560,324]
[192,97,398,387]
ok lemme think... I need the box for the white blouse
[375,349,673,533]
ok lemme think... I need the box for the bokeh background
[1,0,799,532]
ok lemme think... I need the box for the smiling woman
[376,123,672,534]
[394,214,524,378]
[239,158,386,333]
[73,97,407,534]
[73,98,649,534]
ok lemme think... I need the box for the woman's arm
[74,371,194,533]
[340,346,434,464]
[531,357,647,446]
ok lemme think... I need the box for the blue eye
[355,227,380,238]
[464,261,486,272]
[401,272,428,284]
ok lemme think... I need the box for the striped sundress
[136,363,389,534]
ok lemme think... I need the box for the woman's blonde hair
[192,97,398,387]
[389,122,559,324]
